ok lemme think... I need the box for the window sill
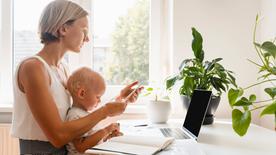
[0,103,13,113]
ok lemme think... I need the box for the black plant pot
[181,95,221,125]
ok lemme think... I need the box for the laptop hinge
[182,127,198,140]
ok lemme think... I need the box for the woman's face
[62,16,90,53]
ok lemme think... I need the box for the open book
[85,135,174,155]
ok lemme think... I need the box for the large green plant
[166,28,237,97]
[228,15,276,136]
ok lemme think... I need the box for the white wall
[171,0,267,126]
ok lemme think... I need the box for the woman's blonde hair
[38,0,88,44]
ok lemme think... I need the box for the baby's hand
[103,123,123,141]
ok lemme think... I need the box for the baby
[66,67,121,155]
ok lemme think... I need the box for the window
[13,0,47,69]
[92,0,149,85]
[13,0,150,85]
[0,0,169,108]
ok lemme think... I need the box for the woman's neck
[37,42,67,67]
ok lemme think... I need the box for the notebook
[160,89,212,140]
[86,135,174,155]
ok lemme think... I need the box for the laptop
[160,89,212,140]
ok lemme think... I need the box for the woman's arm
[18,59,126,148]
[72,123,120,153]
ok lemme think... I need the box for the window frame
[0,0,13,106]
[0,0,171,115]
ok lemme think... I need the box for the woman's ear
[57,24,69,37]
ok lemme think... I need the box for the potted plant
[228,15,276,136]
[166,27,237,125]
[143,84,171,123]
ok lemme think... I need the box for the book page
[92,141,158,155]
[110,135,174,148]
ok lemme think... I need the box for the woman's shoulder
[18,56,50,76]
[17,57,51,85]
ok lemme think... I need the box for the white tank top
[11,55,71,141]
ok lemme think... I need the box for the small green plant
[228,15,276,136]
[143,84,169,101]
[166,27,237,98]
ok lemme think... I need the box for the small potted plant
[143,84,171,123]
[228,15,276,136]
[166,27,237,125]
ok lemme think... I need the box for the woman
[11,0,142,154]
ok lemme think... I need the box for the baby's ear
[77,88,86,99]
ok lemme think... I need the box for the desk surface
[119,119,276,155]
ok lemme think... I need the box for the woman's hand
[104,101,127,117]
[117,81,143,103]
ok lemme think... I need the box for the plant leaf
[226,72,237,88]
[166,76,178,90]
[249,94,256,102]
[143,92,151,96]
[228,88,243,107]
[232,109,251,136]
[271,67,276,75]
[260,102,276,116]
[191,27,204,62]
[179,59,193,71]
[184,76,194,90]
[264,87,276,99]
[211,77,225,92]
[233,97,252,106]
[205,58,222,72]
[181,76,194,96]
[146,87,153,91]
[260,41,276,58]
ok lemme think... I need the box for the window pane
[13,0,50,69]
[93,0,149,85]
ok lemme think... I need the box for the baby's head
[67,67,106,111]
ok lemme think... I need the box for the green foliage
[228,15,276,136]
[166,27,237,97]
[232,109,251,136]
[143,85,169,101]
[264,87,276,99]
[260,102,276,116]
[105,0,149,85]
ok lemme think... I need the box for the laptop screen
[183,89,212,138]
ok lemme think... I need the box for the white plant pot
[147,100,171,123]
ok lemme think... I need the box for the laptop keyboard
[160,128,191,139]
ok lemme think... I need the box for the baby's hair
[67,67,104,97]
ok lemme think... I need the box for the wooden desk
[119,119,276,155]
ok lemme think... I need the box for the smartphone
[123,83,143,102]
[109,83,143,102]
